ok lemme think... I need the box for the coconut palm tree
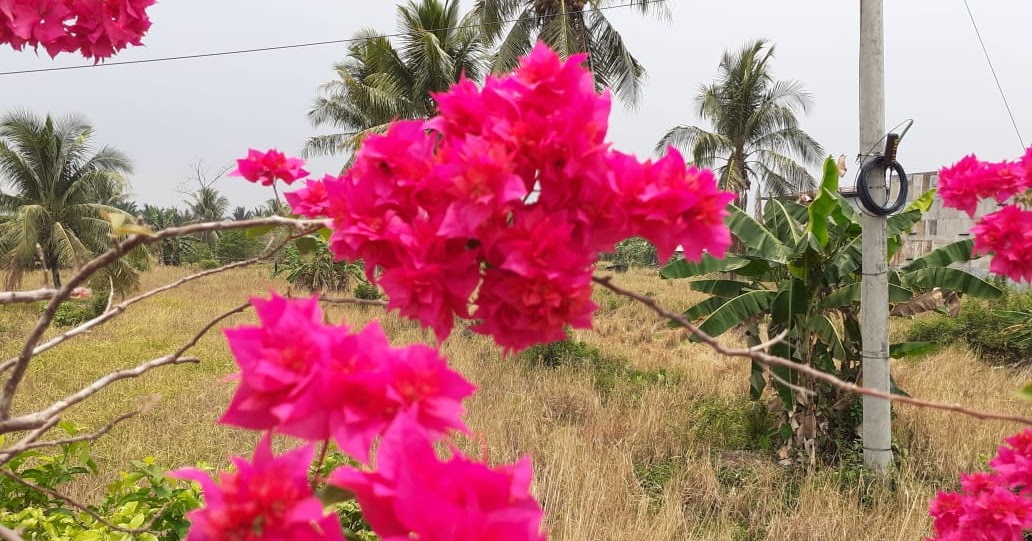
[303,0,488,159]
[469,0,667,106]
[142,204,192,265]
[0,111,136,289]
[656,40,824,215]
[231,206,253,221]
[186,181,229,250]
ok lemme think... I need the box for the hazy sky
[1,1,1029,210]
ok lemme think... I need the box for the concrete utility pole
[859,0,893,473]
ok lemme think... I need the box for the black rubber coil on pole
[857,154,908,216]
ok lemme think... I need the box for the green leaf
[763,198,805,244]
[889,284,915,303]
[821,283,860,309]
[886,190,935,239]
[245,224,275,238]
[1017,381,1032,401]
[902,267,1003,300]
[676,296,729,323]
[316,227,333,242]
[689,279,754,298]
[805,157,841,248]
[889,341,939,359]
[890,374,911,397]
[691,290,777,339]
[749,360,766,401]
[318,484,356,506]
[295,236,319,263]
[726,205,787,262]
[660,254,750,279]
[902,239,977,272]
[810,314,847,360]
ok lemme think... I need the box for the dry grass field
[2,265,1031,540]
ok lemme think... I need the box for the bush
[686,395,776,451]
[215,229,261,264]
[906,289,1032,366]
[0,424,203,541]
[600,237,659,270]
[196,258,221,270]
[520,338,672,398]
[353,281,383,301]
[50,300,96,327]
[274,236,364,293]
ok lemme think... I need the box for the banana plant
[661,157,1001,456]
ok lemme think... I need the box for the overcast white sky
[1,1,1029,210]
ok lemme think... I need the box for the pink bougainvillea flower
[329,414,546,541]
[0,0,154,60]
[312,42,733,350]
[171,435,344,541]
[938,155,1030,217]
[385,343,476,436]
[315,322,474,463]
[613,148,735,263]
[220,293,328,433]
[928,429,1032,540]
[971,205,1032,283]
[231,148,310,186]
[284,176,331,218]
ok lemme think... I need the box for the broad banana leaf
[689,279,755,298]
[660,253,750,279]
[692,290,778,339]
[902,267,1002,300]
[727,205,788,262]
[902,239,977,272]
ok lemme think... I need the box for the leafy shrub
[906,289,1032,366]
[353,281,383,301]
[520,338,672,398]
[600,237,659,270]
[214,229,261,264]
[274,236,364,293]
[0,425,203,541]
[178,240,213,266]
[686,395,776,451]
[50,300,96,327]
[196,258,221,270]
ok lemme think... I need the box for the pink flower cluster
[219,293,474,463]
[0,0,154,60]
[928,429,1032,541]
[284,43,734,351]
[231,148,310,187]
[171,436,345,541]
[939,148,1032,282]
[331,414,545,541]
[174,294,546,541]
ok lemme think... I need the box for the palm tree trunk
[47,254,62,288]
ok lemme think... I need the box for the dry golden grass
[2,265,1031,539]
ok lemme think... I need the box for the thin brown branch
[0,288,57,305]
[1,405,148,461]
[593,275,1032,427]
[318,295,388,307]
[0,301,250,433]
[0,216,324,419]
[0,468,155,534]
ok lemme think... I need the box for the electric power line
[962,0,1025,149]
[0,0,669,77]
